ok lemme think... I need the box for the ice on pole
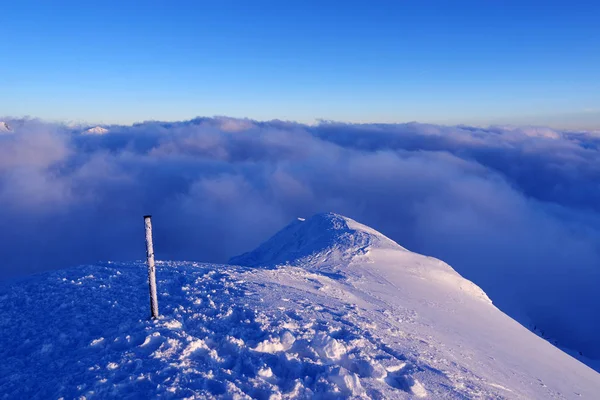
[144,215,159,319]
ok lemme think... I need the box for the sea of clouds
[1,116,599,363]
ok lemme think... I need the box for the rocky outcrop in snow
[0,121,12,132]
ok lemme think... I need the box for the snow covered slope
[1,213,598,399]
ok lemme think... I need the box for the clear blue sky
[1,0,599,128]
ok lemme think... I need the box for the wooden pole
[144,215,159,319]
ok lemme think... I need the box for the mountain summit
[83,126,109,134]
[0,213,598,398]
[229,213,403,268]
[231,212,491,303]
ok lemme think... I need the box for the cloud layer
[1,116,599,362]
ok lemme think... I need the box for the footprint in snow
[385,364,428,398]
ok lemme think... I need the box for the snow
[229,213,403,269]
[83,126,109,134]
[0,213,599,398]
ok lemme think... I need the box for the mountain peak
[229,212,403,267]
[83,126,109,134]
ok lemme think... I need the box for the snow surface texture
[1,213,598,399]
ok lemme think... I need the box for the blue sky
[1,0,599,128]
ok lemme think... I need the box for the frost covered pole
[144,215,159,319]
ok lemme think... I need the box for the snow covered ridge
[231,213,491,303]
[1,215,599,399]
[229,213,405,268]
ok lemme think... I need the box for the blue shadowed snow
[1,214,599,399]
[0,262,431,399]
